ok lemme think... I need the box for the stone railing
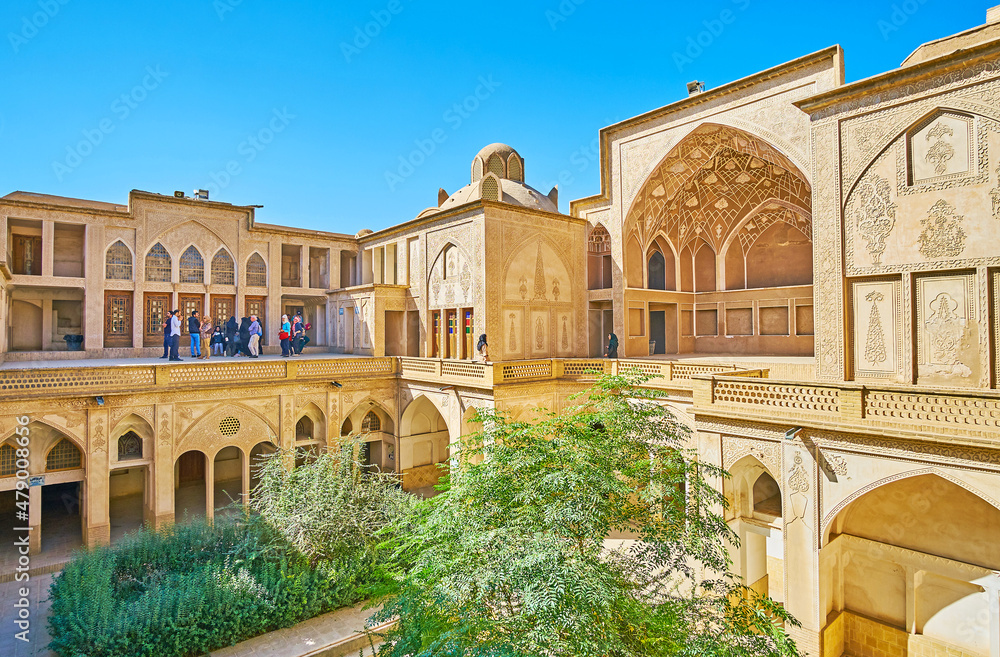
[693,374,1000,443]
[0,357,399,400]
[0,356,757,400]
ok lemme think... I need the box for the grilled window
[145,243,172,282]
[211,249,235,285]
[361,411,381,432]
[0,444,15,477]
[117,431,142,461]
[246,253,267,287]
[46,439,82,471]
[105,241,133,280]
[179,246,205,284]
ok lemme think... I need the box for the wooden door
[211,295,235,328]
[104,291,133,348]
[463,309,474,359]
[13,235,42,276]
[179,295,203,347]
[245,296,266,337]
[178,451,205,483]
[446,310,457,359]
[144,293,170,347]
[431,311,441,357]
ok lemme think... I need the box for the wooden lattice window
[145,243,171,282]
[117,431,142,461]
[361,411,381,432]
[246,253,267,287]
[105,241,133,280]
[179,246,204,284]
[211,249,235,285]
[0,444,15,477]
[46,438,82,472]
[588,226,611,254]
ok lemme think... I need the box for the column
[41,221,54,277]
[41,299,53,351]
[205,454,215,522]
[241,453,250,505]
[782,433,822,655]
[84,224,104,351]
[27,485,41,555]
[279,395,295,471]
[152,404,175,530]
[83,408,111,548]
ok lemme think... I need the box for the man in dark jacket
[188,311,202,358]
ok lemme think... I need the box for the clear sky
[0,0,986,233]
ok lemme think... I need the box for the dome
[437,179,557,214]
[471,143,525,183]
[417,144,558,218]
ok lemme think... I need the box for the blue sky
[0,0,985,233]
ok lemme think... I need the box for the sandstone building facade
[2,9,1000,657]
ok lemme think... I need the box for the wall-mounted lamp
[331,381,342,388]
[784,427,802,441]
[439,386,454,392]
[95,396,105,406]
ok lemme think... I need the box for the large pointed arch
[623,123,811,266]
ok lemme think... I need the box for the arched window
[117,431,142,461]
[211,249,235,285]
[647,249,666,290]
[507,154,523,182]
[481,175,500,202]
[179,246,204,284]
[246,253,267,287]
[0,444,15,477]
[46,438,82,471]
[105,241,133,280]
[486,153,505,178]
[587,226,612,291]
[361,411,381,432]
[145,243,171,282]
[296,417,313,441]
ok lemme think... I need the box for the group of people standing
[278,312,310,357]
[160,309,307,361]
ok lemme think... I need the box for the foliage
[371,372,799,657]
[250,441,416,572]
[48,444,413,657]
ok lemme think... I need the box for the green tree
[371,373,798,656]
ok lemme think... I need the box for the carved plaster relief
[916,273,978,387]
[851,279,902,381]
[908,113,973,186]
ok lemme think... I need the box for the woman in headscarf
[199,315,214,360]
[238,317,251,357]
[279,314,292,357]
[225,316,238,357]
[606,332,619,359]
[476,334,490,364]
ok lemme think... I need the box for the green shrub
[48,446,413,657]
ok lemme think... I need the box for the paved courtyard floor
[0,573,55,657]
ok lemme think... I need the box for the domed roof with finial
[417,143,558,219]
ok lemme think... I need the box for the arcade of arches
[4,10,1000,656]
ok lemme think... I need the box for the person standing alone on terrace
[188,311,202,358]
[199,315,213,360]
[248,315,261,358]
[169,310,182,361]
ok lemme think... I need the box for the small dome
[355,229,373,238]
[437,179,557,214]
[471,143,525,183]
